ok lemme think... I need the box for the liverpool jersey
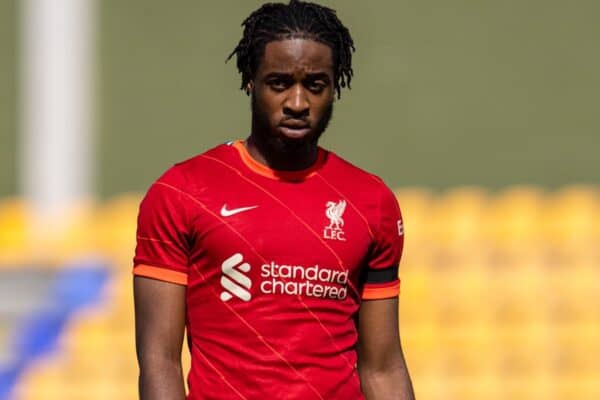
[133,140,404,399]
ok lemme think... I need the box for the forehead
[258,38,334,74]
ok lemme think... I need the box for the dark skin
[246,39,334,171]
[134,277,186,400]
[357,298,415,399]
[135,38,414,400]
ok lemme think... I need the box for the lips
[280,119,310,129]
[279,120,311,139]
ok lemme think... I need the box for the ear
[246,81,254,94]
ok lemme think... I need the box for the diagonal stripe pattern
[155,176,361,393]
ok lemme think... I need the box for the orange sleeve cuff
[133,264,188,286]
[361,280,400,300]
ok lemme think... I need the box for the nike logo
[220,204,259,217]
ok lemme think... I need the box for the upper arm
[357,297,415,400]
[358,183,405,368]
[357,297,403,371]
[134,275,187,364]
[132,175,192,363]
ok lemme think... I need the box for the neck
[246,130,319,172]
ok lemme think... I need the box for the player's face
[250,38,335,151]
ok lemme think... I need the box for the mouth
[279,121,311,139]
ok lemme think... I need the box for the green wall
[0,0,17,197]
[99,1,600,195]
[2,1,599,197]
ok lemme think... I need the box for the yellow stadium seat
[0,198,100,265]
[497,373,557,400]
[10,185,597,399]
[488,258,548,326]
[441,319,499,376]
[555,374,600,399]
[14,355,69,400]
[394,188,434,266]
[545,261,600,322]
[399,262,436,325]
[0,198,29,265]
[494,321,555,376]
[112,270,134,311]
[73,377,133,400]
[542,186,598,256]
[182,331,192,378]
[430,187,489,252]
[394,188,433,238]
[96,193,142,256]
[484,186,545,254]
[401,320,440,376]
[430,262,495,326]
[552,320,600,375]
[446,373,509,400]
[413,371,451,400]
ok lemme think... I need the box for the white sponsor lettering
[260,261,348,300]
[397,220,404,236]
[223,255,349,301]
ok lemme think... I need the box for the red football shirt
[134,140,404,399]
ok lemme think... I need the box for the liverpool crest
[324,200,347,241]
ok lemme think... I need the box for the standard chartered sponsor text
[260,261,348,300]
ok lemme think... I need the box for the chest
[187,178,374,275]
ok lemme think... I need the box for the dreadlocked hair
[227,0,355,98]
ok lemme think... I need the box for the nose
[283,84,309,118]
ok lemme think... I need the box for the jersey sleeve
[361,185,404,300]
[133,178,191,286]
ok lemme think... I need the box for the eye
[306,80,327,94]
[267,78,289,92]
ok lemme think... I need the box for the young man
[133,1,415,399]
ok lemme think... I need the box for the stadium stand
[1,185,598,399]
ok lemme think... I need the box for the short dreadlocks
[227,0,355,98]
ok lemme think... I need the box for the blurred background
[0,0,598,399]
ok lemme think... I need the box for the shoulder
[322,149,395,199]
[153,141,235,189]
[320,150,400,235]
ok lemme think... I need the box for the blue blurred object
[0,262,110,399]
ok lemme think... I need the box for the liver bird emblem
[326,200,346,231]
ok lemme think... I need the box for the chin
[277,130,321,152]
[269,135,307,155]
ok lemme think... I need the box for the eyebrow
[264,71,331,80]
[305,72,331,81]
